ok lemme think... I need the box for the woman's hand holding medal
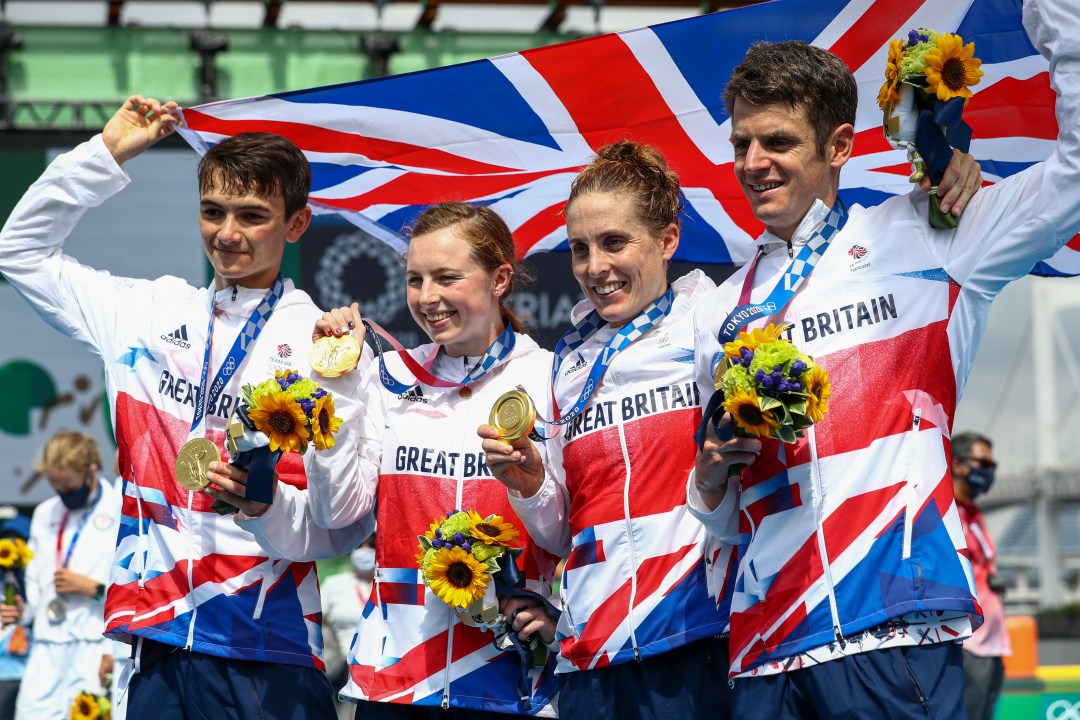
[310,303,365,378]
[478,424,545,499]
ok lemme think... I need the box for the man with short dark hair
[688,0,1080,716]
[0,96,368,719]
[951,432,1010,720]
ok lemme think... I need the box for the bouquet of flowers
[715,324,831,473]
[69,691,110,720]
[417,509,553,693]
[0,537,32,605]
[878,28,984,229]
[418,510,523,621]
[216,370,342,512]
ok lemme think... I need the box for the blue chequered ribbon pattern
[781,205,846,294]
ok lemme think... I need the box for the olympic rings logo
[1047,700,1080,720]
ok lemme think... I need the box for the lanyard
[55,484,101,569]
[716,201,847,344]
[189,275,285,439]
[532,285,676,438]
[363,319,517,395]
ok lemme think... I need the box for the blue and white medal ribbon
[188,274,285,439]
[715,201,847,344]
[531,285,676,439]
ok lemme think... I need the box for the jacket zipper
[442,392,469,709]
[808,426,843,643]
[902,409,922,560]
[184,489,197,650]
[614,373,641,660]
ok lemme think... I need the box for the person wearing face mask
[321,542,375,720]
[951,432,1010,720]
[0,431,119,720]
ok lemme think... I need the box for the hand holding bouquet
[0,537,32,605]
[715,324,831,474]
[215,370,342,512]
[878,29,984,229]
[417,510,554,697]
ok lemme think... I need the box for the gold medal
[714,358,726,391]
[175,437,219,491]
[488,390,536,444]
[309,334,362,378]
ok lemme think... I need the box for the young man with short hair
[0,96,369,719]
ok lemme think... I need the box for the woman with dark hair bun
[226,202,561,719]
[481,141,745,720]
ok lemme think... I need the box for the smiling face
[565,192,678,327]
[730,100,852,242]
[406,225,511,357]
[199,171,312,290]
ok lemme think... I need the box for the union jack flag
[176,0,1079,278]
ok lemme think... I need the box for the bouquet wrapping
[878,29,984,229]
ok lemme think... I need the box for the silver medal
[46,597,67,623]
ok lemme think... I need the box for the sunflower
[723,388,781,439]
[424,546,489,608]
[310,393,342,451]
[14,539,32,566]
[923,33,983,104]
[69,692,101,720]
[877,38,905,111]
[0,540,16,569]
[423,516,447,541]
[247,390,310,454]
[803,365,832,423]
[466,511,520,546]
[724,323,788,361]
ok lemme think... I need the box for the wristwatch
[93,583,106,602]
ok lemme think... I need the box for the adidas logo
[398,386,428,404]
[563,352,588,376]
[161,324,191,349]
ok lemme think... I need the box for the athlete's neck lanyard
[55,482,102,569]
[530,285,676,439]
[188,275,285,439]
[363,318,517,395]
[716,201,847,344]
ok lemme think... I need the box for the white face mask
[350,546,376,574]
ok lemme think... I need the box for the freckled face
[406,227,511,357]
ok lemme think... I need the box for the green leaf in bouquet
[788,401,808,416]
[791,413,815,431]
[241,383,256,408]
[485,557,502,574]
[776,424,798,444]
[418,535,433,552]
[759,395,783,411]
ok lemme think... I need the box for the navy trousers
[731,642,968,720]
[126,639,337,720]
[559,635,733,720]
